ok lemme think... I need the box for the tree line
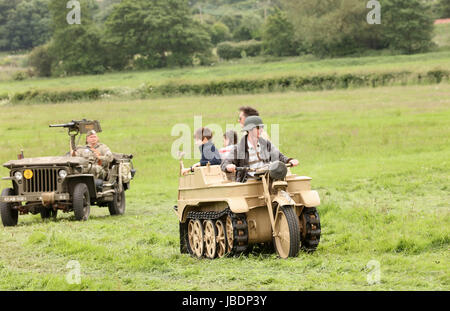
[0,0,448,77]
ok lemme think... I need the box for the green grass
[0,84,449,290]
[0,53,29,82]
[0,50,449,95]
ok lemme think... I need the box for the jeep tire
[72,183,90,221]
[0,188,18,227]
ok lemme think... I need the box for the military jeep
[0,120,136,226]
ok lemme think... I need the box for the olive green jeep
[0,120,136,226]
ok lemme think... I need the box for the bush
[12,71,28,81]
[217,40,263,60]
[28,44,54,77]
[211,22,231,45]
[10,88,112,104]
[0,93,8,101]
[9,69,449,103]
[149,70,449,96]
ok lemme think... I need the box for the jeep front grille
[23,168,58,193]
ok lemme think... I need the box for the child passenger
[182,127,221,176]
[219,130,238,160]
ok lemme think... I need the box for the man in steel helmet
[221,116,299,182]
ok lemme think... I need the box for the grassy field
[0,50,449,96]
[0,83,448,290]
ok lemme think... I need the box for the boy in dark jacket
[182,127,221,175]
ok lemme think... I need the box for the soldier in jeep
[72,130,113,179]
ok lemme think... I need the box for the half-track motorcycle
[174,159,321,259]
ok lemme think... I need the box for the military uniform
[74,143,113,180]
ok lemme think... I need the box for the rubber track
[301,207,321,252]
[186,208,249,256]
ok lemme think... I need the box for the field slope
[1,50,449,96]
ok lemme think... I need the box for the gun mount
[49,119,102,154]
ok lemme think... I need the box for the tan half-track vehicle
[174,160,321,259]
[0,120,136,226]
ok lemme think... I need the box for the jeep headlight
[14,171,23,181]
[58,169,68,179]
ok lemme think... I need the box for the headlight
[14,171,23,180]
[58,170,68,179]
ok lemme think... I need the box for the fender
[299,190,320,207]
[65,174,97,199]
[272,190,296,207]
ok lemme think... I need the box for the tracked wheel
[203,220,217,259]
[187,219,204,258]
[215,220,227,258]
[300,207,321,252]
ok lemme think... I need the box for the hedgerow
[8,69,449,104]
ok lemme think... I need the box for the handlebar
[234,162,293,172]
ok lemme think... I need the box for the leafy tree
[282,0,434,57]
[282,0,378,57]
[220,13,242,34]
[380,0,435,54]
[232,13,263,41]
[428,0,450,18]
[441,0,450,18]
[50,26,106,75]
[47,0,106,75]
[104,0,212,69]
[48,0,97,31]
[28,44,54,76]
[0,0,51,51]
[262,9,298,56]
[210,22,232,45]
[0,0,20,50]
[94,0,122,22]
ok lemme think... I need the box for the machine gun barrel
[49,122,76,128]
[49,119,101,135]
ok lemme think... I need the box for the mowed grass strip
[0,84,449,290]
